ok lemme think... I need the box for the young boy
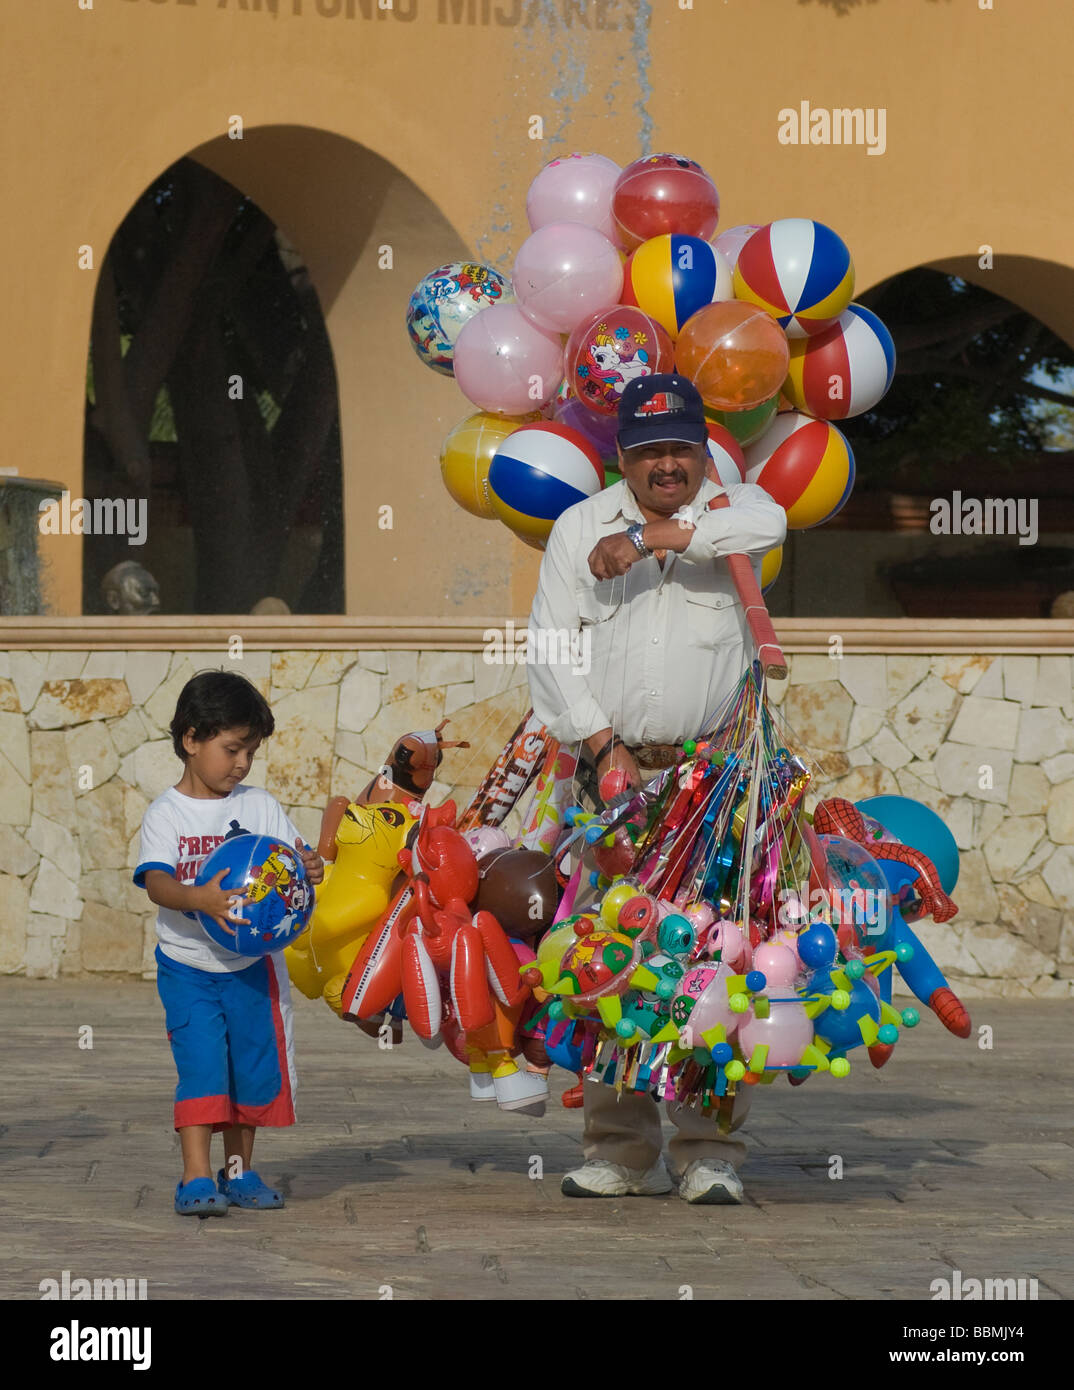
[134,671,324,1217]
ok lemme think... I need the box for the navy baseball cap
[617,373,709,451]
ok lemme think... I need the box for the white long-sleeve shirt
[526,477,788,748]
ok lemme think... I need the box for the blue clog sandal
[216,1168,285,1209]
[175,1176,229,1217]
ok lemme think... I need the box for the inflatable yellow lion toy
[285,798,417,1015]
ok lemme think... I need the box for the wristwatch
[626,523,652,558]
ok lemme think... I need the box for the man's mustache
[648,468,687,486]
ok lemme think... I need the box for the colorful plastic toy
[285,800,416,1015]
[196,835,313,957]
[733,218,855,338]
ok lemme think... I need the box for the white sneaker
[491,1066,548,1116]
[677,1158,744,1205]
[561,1157,673,1198]
[469,1070,496,1101]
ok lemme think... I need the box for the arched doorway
[83,155,344,615]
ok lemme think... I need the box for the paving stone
[0,984,1066,1301]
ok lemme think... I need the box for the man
[527,373,787,1205]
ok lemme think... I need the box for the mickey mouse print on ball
[733,219,855,338]
[195,835,314,957]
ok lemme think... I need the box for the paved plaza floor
[1,980,1070,1302]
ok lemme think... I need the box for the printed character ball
[405,262,512,376]
[611,153,720,252]
[511,222,623,335]
[621,234,733,340]
[676,301,790,411]
[744,411,854,529]
[440,410,542,520]
[195,835,314,957]
[704,420,747,488]
[817,834,891,948]
[453,302,564,415]
[733,219,855,339]
[560,931,635,995]
[526,152,622,242]
[565,304,675,415]
[488,422,605,549]
[783,303,896,419]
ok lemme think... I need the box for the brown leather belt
[629,742,684,770]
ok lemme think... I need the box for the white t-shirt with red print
[134,784,305,974]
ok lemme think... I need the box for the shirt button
[652,636,659,644]
[650,690,658,697]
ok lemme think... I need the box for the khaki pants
[582,1079,753,1175]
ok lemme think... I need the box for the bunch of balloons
[407,150,897,570]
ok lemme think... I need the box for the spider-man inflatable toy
[812,797,971,1042]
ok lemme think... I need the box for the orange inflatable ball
[676,302,790,411]
[440,410,541,519]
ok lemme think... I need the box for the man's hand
[296,838,325,886]
[602,743,643,791]
[586,728,643,791]
[588,532,643,580]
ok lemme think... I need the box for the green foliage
[843,269,1074,491]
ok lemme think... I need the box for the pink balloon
[526,153,622,242]
[752,942,799,988]
[682,900,717,932]
[738,998,814,1067]
[462,826,512,858]
[553,395,620,457]
[674,962,741,1045]
[709,918,747,971]
[453,303,564,415]
[512,223,624,335]
[713,224,761,270]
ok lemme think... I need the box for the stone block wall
[0,647,1071,998]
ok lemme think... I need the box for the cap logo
[636,391,684,417]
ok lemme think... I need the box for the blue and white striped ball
[488,422,606,549]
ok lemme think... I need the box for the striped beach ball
[440,410,542,520]
[733,219,854,339]
[783,303,896,419]
[488,422,606,549]
[744,411,855,530]
[705,421,747,488]
[622,234,733,339]
[761,544,783,593]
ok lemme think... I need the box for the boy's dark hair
[170,671,275,759]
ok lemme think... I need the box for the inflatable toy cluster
[408,151,897,582]
[281,671,971,1125]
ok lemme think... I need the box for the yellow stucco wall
[5,0,1074,617]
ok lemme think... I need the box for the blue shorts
[155,946,296,1132]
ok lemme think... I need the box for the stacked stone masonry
[0,648,1071,999]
